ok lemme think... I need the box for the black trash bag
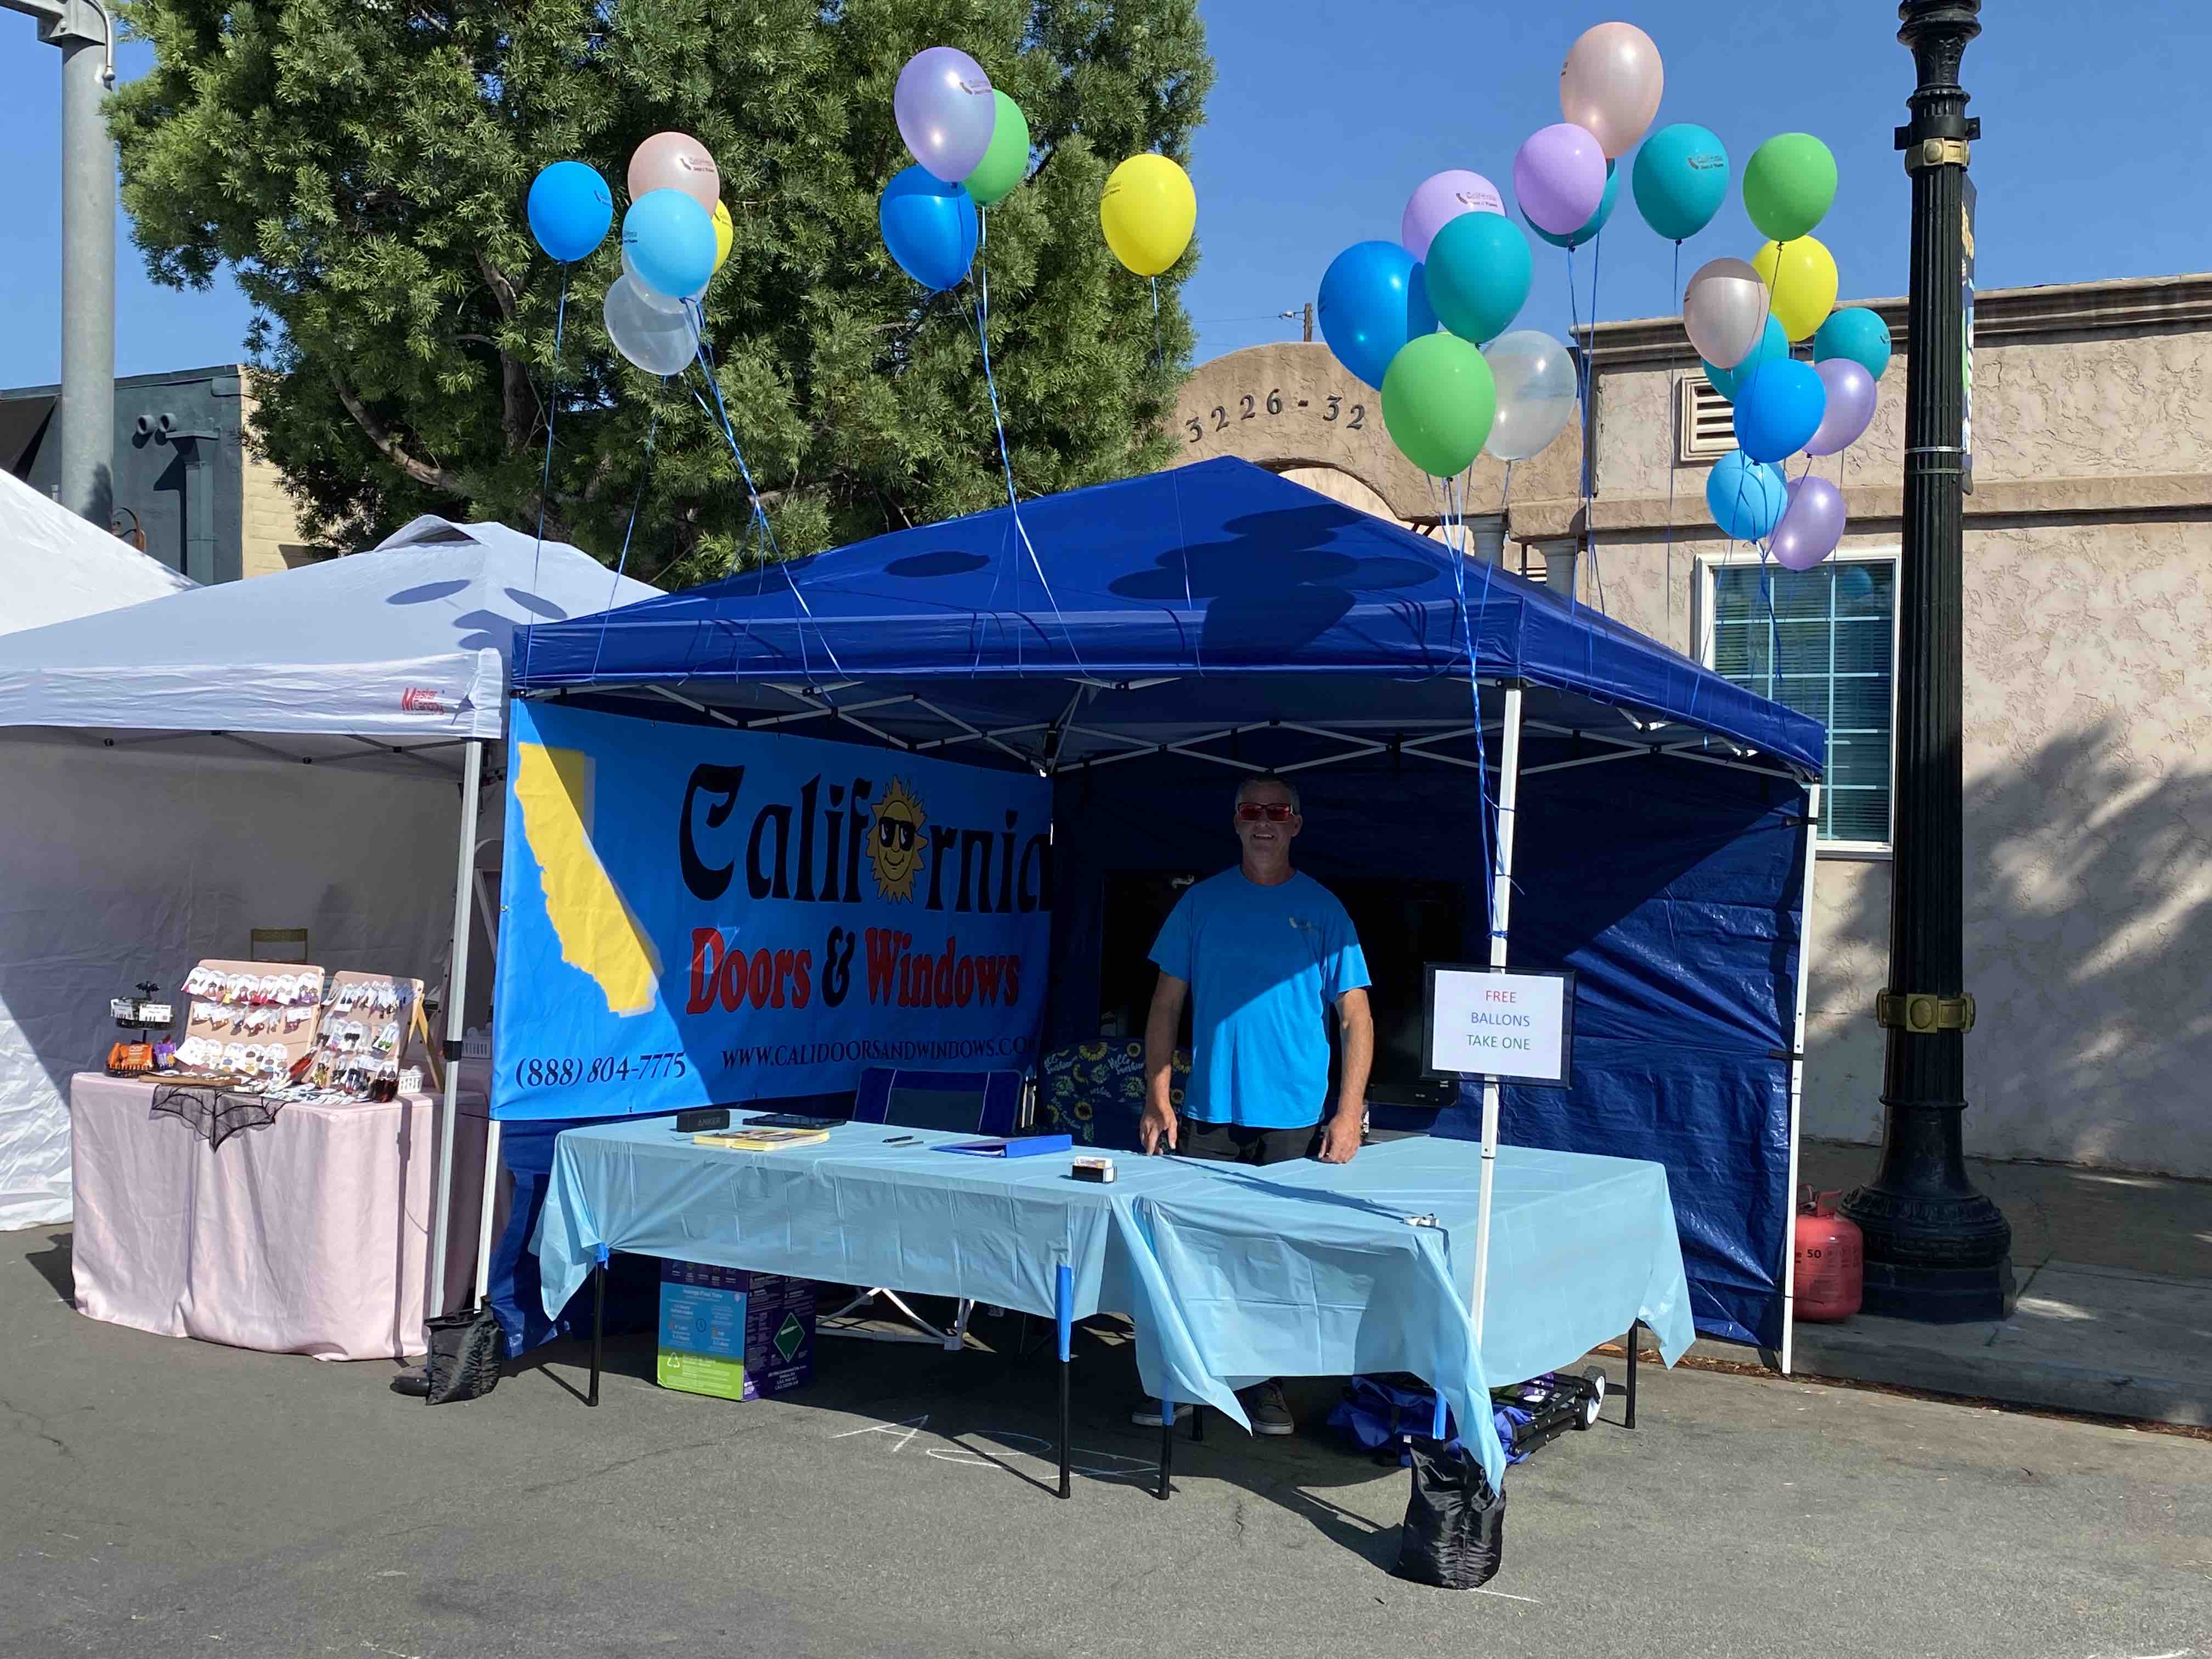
[1395,1435,1505,1589]
[421,1302,506,1404]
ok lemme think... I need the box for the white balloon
[1683,257,1771,371]
[1481,329,1578,461]
[603,275,699,376]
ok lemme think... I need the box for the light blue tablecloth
[532,1123,1694,1485]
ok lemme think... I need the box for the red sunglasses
[1235,802,1297,822]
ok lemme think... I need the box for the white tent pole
[426,738,484,1321]
[1780,781,1821,1376]
[473,1118,504,1308]
[1470,681,1525,1349]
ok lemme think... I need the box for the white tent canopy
[1,466,196,637]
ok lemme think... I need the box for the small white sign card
[1422,964,1575,1088]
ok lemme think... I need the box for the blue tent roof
[515,458,1822,776]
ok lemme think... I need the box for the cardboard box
[656,1260,815,1402]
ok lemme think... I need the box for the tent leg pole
[1626,1319,1638,1430]
[1054,1264,1072,1500]
[1470,682,1525,1350]
[427,738,484,1325]
[1781,783,1821,1379]
[588,1259,606,1408]
[472,1118,504,1307]
[1156,1402,1174,1500]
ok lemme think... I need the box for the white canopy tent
[0,519,658,1269]
[1,466,196,637]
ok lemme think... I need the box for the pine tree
[109,0,1210,583]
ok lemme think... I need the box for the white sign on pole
[1423,964,1575,1087]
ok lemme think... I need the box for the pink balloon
[1773,476,1846,571]
[1514,124,1607,238]
[629,132,720,214]
[1559,22,1665,160]
[1401,170,1504,262]
[1805,358,1877,456]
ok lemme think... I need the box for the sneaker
[1241,1380,1295,1436]
[1130,1400,1194,1427]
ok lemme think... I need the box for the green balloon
[1380,332,1496,479]
[963,92,1031,208]
[1742,133,1837,243]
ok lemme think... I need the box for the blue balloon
[623,189,718,300]
[1631,125,1729,242]
[1702,317,1788,402]
[1734,358,1827,463]
[879,164,978,292]
[1421,214,1530,346]
[1706,449,1790,542]
[1318,240,1438,390]
[1526,160,1618,251]
[1814,306,1894,382]
[527,161,613,263]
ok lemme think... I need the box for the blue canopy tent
[511,457,1826,1359]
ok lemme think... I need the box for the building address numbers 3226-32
[1183,388,1366,443]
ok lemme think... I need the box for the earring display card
[310,972,432,1099]
[174,959,328,1081]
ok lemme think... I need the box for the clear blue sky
[2,2,2208,385]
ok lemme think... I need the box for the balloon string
[1150,276,1163,370]
[1441,473,1500,945]
[1582,231,1606,615]
[1666,239,1681,656]
[522,265,569,687]
[973,276,1084,673]
[588,406,658,685]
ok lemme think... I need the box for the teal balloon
[1422,212,1531,346]
[1702,317,1788,402]
[1814,306,1893,382]
[1632,123,1730,242]
[1707,449,1789,542]
[1526,160,1617,251]
[1733,358,1826,463]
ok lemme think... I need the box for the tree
[109,0,1210,583]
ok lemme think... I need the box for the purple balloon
[1805,358,1877,456]
[1773,476,1846,571]
[1514,124,1607,238]
[1401,170,1505,262]
[895,46,997,184]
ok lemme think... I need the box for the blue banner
[493,702,1052,1120]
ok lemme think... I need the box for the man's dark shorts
[1174,1114,1319,1166]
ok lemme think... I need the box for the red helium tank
[1793,1189,1864,1322]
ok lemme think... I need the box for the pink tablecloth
[68,1073,493,1360]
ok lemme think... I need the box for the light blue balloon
[526,161,613,263]
[1421,213,1531,346]
[1318,240,1438,390]
[1631,125,1730,242]
[879,165,979,291]
[1526,160,1618,251]
[1734,358,1827,464]
[1707,449,1789,542]
[1814,307,1894,382]
[623,188,718,300]
[1702,317,1788,402]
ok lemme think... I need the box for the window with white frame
[1703,553,1898,848]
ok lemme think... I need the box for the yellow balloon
[711,200,734,272]
[1099,154,1196,278]
[1752,235,1838,342]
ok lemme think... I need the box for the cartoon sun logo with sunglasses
[867,778,927,902]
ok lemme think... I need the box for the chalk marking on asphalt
[832,1416,1176,1483]
[830,1414,929,1452]
[1463,1585,1542,1605]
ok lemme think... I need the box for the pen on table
[884,1135,918,1146]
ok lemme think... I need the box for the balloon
[1317,241,1437,389]
[963,91,1030,207]
[1806,358,1877,455]
[1743,133,1838,242]
[622,189,718,300]
[1702,317,1787,402]
[879,164,978,291]
[1752,236,1838,342]
[1381,333,1496,478]
[1814,306,1893,381]
[1773,476,1846,570]
[603,274,700,376]
[1683,257,1771,370]
[622,247,702,313]
[1514,123,1607,238]
[1527,160,1617,251]
[629,132,720,215]
[1099,154,1197,276]
[1734,358,1826,463]
[1423,213,1530,346]
[1401,170,1504,263]
[1706,449,1789,542]
[1559,22,1664,159]
[1481,330,1577,461]
[712,201,733,272]
[526,161,612,263]
[896,46,996,183]
[1631,123,1729,241]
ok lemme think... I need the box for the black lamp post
[1839,0,2015,1321]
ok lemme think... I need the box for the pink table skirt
[69,1073,492,1360]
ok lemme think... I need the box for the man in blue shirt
[1136,775,1373,1433]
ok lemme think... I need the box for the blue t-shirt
[1148,869,1372,1128]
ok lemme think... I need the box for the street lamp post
[1839,0,2015,1322]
